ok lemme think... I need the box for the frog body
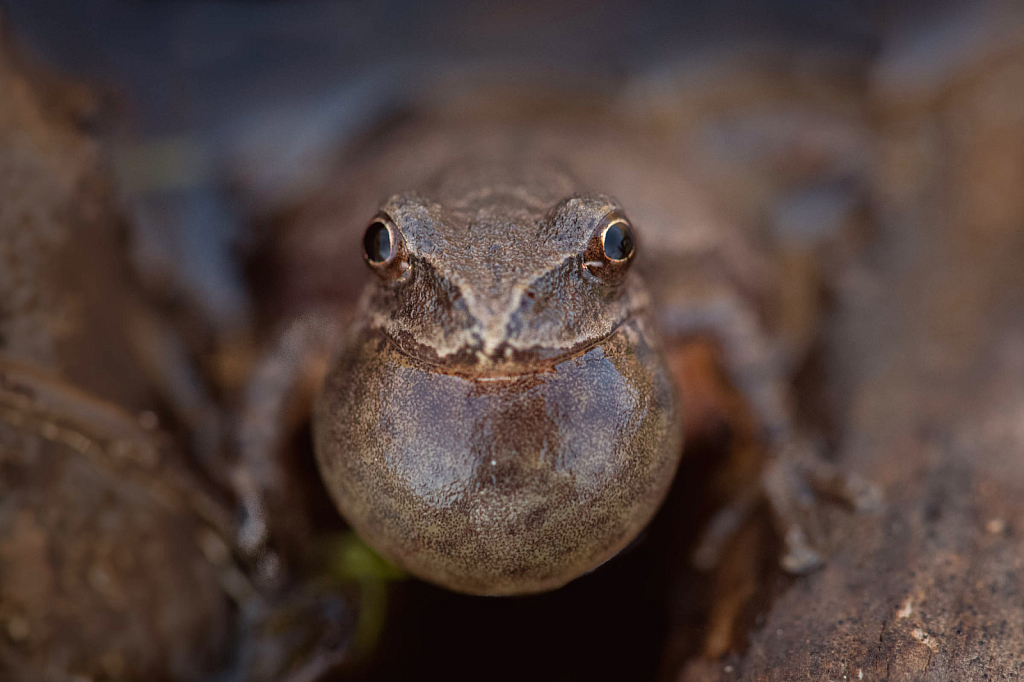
[240,105,876,596]
[309,145,688,594]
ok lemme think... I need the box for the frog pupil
[603,222,633,261]
[364,221,392,263]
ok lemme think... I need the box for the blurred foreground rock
[0,359,233,681]
[0,28,235,682]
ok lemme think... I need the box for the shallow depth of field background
[3,1,1024,680]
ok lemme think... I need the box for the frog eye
[362,213,408,281]
[584,214,636,282]
[602,219,634,260]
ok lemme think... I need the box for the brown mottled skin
[313,161,683,595]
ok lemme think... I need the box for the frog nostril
[525,290,536,300]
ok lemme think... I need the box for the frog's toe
[851,478,885,513]
[232,468,270,555]
[760,444,825,572]
[779,525,823,574]
[690,477,825,575]
[762,438,881,574]
[804,454,884,513]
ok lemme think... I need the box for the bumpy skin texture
[313,160,683,595]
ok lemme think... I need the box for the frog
[312,168,682,595]
[229,102,880,598]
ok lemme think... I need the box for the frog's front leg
[661,289,881,574]
[234,312,345,584]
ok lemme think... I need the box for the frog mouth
[377,312,649,379]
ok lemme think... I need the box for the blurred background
[3,1,1024,681]
[5,0,895,338]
